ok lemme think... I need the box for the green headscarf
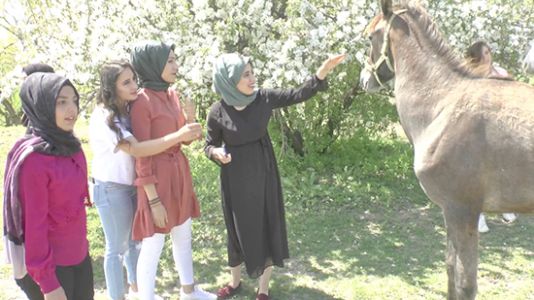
[131,41,175,91]
[213,53,257,107]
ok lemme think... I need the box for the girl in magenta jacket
[3,72,93,300]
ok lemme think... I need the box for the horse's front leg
[443,204,479,300]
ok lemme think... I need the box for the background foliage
[1,0,533,153]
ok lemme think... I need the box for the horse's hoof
[502,213,517,223]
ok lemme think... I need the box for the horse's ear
[381,0,393,17]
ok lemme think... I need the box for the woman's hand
[182,95,196,124]
[315,54,347,80]
[177,122,203,143]
[151,202,168,228]
[44,287,67,300]
[211,147,232,164]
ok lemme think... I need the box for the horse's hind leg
[445,229,458,300]
[443,205,479,300]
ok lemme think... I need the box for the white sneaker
[478,214,489,233]
[135,294,162,300]
[126,291,137,299]
[180,286,217,300]
[126,287,137,300]
[502,213,517,223]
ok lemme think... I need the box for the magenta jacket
[18,150,89,293]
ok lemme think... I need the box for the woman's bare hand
[316,54,346,80]
[151,202,168,228]
[211,147,232,164]
[44,287,67,300]
[177,123,203,143]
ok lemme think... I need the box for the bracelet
[149,202,162,210]
[149,197,161,206]
[149,202,161,209]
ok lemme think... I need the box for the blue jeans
[93,180,139,300]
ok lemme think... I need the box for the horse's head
[360,0,405,92]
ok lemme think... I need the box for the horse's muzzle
[360,69,381,92]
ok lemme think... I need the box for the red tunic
[130,88,200,241]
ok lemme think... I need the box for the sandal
[256,293,269,300]
[216,282,242,299]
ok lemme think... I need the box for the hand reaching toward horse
[316,54,346,80]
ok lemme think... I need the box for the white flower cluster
[0,0,532,119]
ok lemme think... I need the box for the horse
[360,1,534,299]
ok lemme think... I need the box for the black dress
[204,76,327,278]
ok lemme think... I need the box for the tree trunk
[1,100,22,126]
[275,109,304,156]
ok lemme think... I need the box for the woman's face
[115,67,138,103]
[236,63,256,96]
[161,51,179,83]
[480,46,492,66]
[55,85,78,132]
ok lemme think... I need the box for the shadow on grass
[270,281,345,300]
[285,203,447,298]
[477,216,534,277]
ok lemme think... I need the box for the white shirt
[89,105,135,185]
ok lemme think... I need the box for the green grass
[2,121,534,300]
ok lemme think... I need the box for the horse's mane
[394,2,483,78]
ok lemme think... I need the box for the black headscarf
[21,63,55,126]
[20,72,81,156]
[131,41,175,91]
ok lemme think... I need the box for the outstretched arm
[116,122,202,158]
[267,54,346,109]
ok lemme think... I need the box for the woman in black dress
[205,53,345,300]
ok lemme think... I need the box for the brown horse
[360,1,534,299]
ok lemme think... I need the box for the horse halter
[364,9,407,89]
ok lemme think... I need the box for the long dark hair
[465,41,491,64]
[97,60,137,143]
[464,41,492,76]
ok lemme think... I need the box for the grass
[2,121,534,300]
